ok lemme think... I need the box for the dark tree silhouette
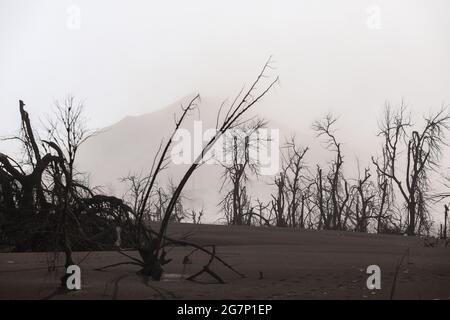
[373,104,450,235]
[312,114,349,230]
[104,58,279,280]
[219,119,266,225]
[283,137,309,228]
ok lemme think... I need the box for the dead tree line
[226,106,450,236]
[373,104,450,235]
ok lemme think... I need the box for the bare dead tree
[0,101,59,212]
[149,59,277,279]
[270,172,287,227]
[251,199,271,226]
[189,208,204,224]
[373,104,450,235]
[300,182,317,229]
[219,119,266,225]
[120,171,151,220]
[283,136,309,228]
[125,177,188,223]
[374,138,395,234]
[268,137,309,228]
[313,165,327,229]
[42,97,94,273]
[313,114,349,230]
[110,58,278,280]
[0,98,111,285]
[0,101,61,254]
[351,167,376,232]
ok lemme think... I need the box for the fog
[2,0,449,135]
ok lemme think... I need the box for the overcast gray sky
[1,0,450,156]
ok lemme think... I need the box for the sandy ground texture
[0,224,449,300]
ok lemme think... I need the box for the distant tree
[43,96,94,273]
[373,103,450,235]
[269,137,309,228]
[270,172,287,227]
[351,167,375,232]
[312,165,327,230]
[250,199,271,226]
[312,114,349,230]
[219,119,266,225]
[120,172,151,217]
[373,112,397,234]
[283,137,309,228]
[189,208,204,224]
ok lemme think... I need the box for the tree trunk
[139,247,163,280]
[407,201,416,236]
